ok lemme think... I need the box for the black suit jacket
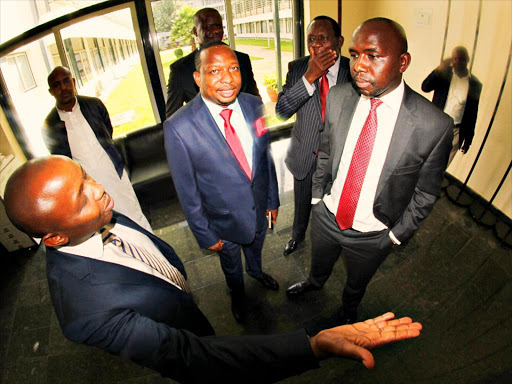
[47,212,317,383]
[313,83,453,242]
[165,49,260,118]
[421,68,482,149]
[276,56,350,179]
[42,95,124,176]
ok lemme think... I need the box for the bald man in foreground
[4,155,422,383]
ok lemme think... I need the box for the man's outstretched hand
[309,312,422,369]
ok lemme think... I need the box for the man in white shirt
[3,155,423,383]
[276,16,351,256]
[422,46,483,165]
[42,66,152,232]
[286,18,453,326]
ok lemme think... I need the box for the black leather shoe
[231,300,245,323]
[286,280,319,297]
[283,239,299,256]
[256,272,279,291]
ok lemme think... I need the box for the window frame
[0,0,303,159]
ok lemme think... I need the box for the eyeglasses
[307,35,331,43]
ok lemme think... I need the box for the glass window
[0,0,109,45]
[0,36,61,156]
[151,0,294,128]
[60,8,156,137]
[2,53,37,91]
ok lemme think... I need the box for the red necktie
[336,98,383,230]
[220,109,252,179]
[320,71,329,122]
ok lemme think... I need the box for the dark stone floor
[1,170,511,383]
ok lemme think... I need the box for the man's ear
[193,71,201,88]
[42,233,69,248]
[192,26,198,37]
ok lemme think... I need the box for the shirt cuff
[389,231,401,245]
[302,76,316,96]
[311,198,321,205]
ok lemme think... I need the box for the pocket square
[254,117,268,137]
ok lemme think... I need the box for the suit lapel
[237,94,263,180]
[331,85,360,177]
[375,84,417,199]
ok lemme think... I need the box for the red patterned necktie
[220,108,252,179]
[102,229,189,292]
[320,71,329,122]
[336,98,383,230]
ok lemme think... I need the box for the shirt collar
[57,230,104,259]
[361,79,405,112]
[327,56,341,78]
[56,96,79,114]
[202,95,241,117]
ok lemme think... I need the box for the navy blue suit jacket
[164,93,279,249]
[46,212,316,383]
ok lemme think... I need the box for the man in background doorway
[165,7,260,118]
[422,46,482,165]
[42,66,152,232]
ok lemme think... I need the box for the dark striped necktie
[101,229,189,293]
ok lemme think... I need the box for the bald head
[4,156,113,246]
[355,18,408,54]
[48,66,76,111]
[193,8,223,45]
[349,17,411,98]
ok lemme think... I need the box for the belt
[454,123,462,128]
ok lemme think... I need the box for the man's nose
[353,56,367,72]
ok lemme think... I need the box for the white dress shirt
[202,96,254,170]
[303,56,341,95]
[58,222,182,290]
[57,99,152,233]
[320,81,406,243]
[444,72,470,125]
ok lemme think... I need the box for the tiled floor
[1,150,511,383]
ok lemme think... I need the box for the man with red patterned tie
[164,42,280,323]
[286,18,453,326]
[276,16,351,257]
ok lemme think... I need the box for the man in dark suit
[42,66,152,232]
[165,7,260,118]
[276,16,351,256]
[4,155,423,383]
[422,46,482,165]
[164,42,278,322]
[286,18,453,326]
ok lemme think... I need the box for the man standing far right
[422,46,482,165]
[286,18,453,326]
[276,16,351,256]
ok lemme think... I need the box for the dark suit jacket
[421,68,482,149]
[165,49,260,118]
[313,83,453,242]
[47,212,316,383]
[276,56,351,180]
[164,93,279,249]
[42,95,124,176]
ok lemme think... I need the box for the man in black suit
[422,46,482,165]
[165,7,260,118]
[276,16,351,256]
[286,18,453,326]
[4,155,422,383]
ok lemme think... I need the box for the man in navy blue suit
[4,155,423,384]
[164,41,279,322]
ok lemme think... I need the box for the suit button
[251,182,255,187]
[252,206,255,210]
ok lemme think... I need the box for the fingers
[309,45,315,58]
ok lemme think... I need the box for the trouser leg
[308,201,343,287]
[292,169,314,242]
